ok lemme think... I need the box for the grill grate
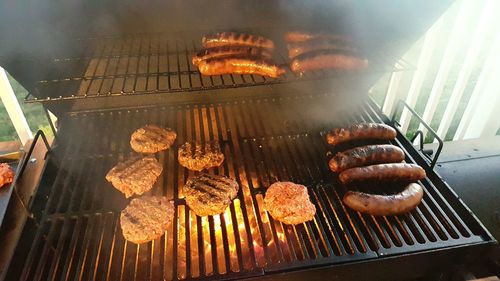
[28,33,412,103]
[8,95,491,281]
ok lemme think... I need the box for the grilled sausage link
[202,32,275,50]
[197,55,285,78]
[326,123,397,147]
[329,144,405,173]
[291,49,368,74]
[343,183,424,216]
[284,31,351,43]
[339,163,426,184]
[192,46,272,66]
[287,38,355,59]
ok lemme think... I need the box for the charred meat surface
[0,163,14,188]
[329,144,405,173]
[183,173,239,216]
[326,123,397,147]
[106,155,163,198]
[284,31,352,43]
[178,141,224,171]
[339,163,426,184]
[202,32,275,50]
[290,49,368,74]
[120,196,175,244]
[130,125,177,154]
[192,45,272,66]
[343,183,424,216]
[197,54,285,78]
[287,38,355,59]
[264,182,316,225]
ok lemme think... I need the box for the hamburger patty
[0,163,14,188]
[264,182,316,225]
[178,141,224,171]
[120,196,175,244]
[106,155,163,198]
[130,125,177,153]
[183,173,239,216]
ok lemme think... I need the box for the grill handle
[391,100,443,169]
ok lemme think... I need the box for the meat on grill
[329,144,405,173]
[343,183,424,216]
[0,163,14,188]
[339,163,426,184]
[105,155,163,198]
[264,182,316,225]
[202,32,275,50]
[130,125,177,154]
[326,123,397,147]
[178,141,225,171]
[120,196,175,244]
[192,45,272,66]
[284,31,352,43]
[183,173,239,216]
[290,49,368,74]
[287,38,355,59]
[196,54,285,78]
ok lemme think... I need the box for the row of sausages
[192,31,368,78]
[326,123,426,216]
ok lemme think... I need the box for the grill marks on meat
[329,144,405,173]
[120,196,174,244]
[178,141,224,171]
[202,32,275,50]
[130,125,177,154]
[339,163,426,184]
[197,55,285,78]
[287,38,355,59]
[343,183,424,216]
[183,173,239,216]
[326,123,397,147]
[290,49,368,74]
[264,182,316,225]
[0,163,14,188]
[192,46,272,66]
[106,156,163,198]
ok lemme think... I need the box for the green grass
[0,73,53,142]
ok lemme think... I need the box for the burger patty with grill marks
[120,196,175,244]
[130,125,177,154]
[183,173,239,216]
[106,155,163,198]
[178,141,224,171]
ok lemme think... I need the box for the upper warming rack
[27,32,412,103]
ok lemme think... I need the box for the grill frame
[3,94,495,281]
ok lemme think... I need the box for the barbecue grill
[0,1,496,280]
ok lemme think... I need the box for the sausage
[326,123,397,147]
[339,163,426,184]
[197,54,285,78]
[343,183,424,216]
[192,46,272,66]
[329,144,405,173]
[290,49,368,74]
[287,38,355,58]
[202,32,275,50]
[284,31,352,43]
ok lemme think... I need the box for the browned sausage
[326,123,397,147]
[329,144,405,173]
[197,55,285,78]
[290,49,368,74]
[339,163,426,184]
[287,38,355,59]
[284,31,351,43]
[192,46,272,66]
[343,183,424,216]
[202,32,275,50]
